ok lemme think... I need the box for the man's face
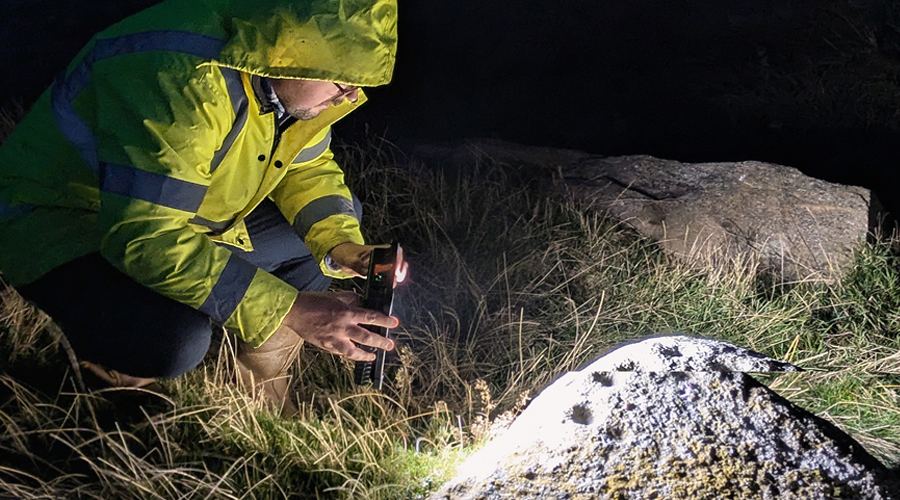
[268,78,360,121]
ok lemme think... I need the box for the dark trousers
[16,200,333,379]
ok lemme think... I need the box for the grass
[2,130,900,497]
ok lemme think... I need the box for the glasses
[333,83,358,100]
[313,82,359,109]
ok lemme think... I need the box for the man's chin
[288,108,320,121]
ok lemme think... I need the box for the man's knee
[146,316,213,379]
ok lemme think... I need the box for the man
[0,0,399,416]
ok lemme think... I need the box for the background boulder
[430,335,899,500]
[415,140,877,282]
[563,154,875,282]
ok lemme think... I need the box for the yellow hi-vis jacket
[0,0,398,346]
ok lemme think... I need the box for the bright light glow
[393,246,408,286]
[395,261,408,284]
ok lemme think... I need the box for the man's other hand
[281,291,397,361]
[328,242,389,277]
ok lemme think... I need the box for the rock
[577,335,799,373]
[430,335,899,500]
[562,154,874,282]
[413,140,877,282]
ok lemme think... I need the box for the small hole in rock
[592,372,614,386]
[569,403,593,425]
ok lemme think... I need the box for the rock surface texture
[563,155,873,282]
[414,140,876,282]
[430,336,899,500]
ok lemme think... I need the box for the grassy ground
[1,133,899,498]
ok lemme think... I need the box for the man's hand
[280,291,397,361]
[328,242,389,277]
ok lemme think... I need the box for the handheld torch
[354,242,407,389]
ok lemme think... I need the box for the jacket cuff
[224,271,299,347]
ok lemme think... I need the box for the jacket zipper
[270,114,298,162]
[215,115,282,238]
[270,114,283,162]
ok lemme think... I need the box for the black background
[3,0,899,215]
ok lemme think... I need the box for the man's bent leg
[226,200,318,416]
[224,199,362,416]
[235,324,304,418]
[17,253,212,380]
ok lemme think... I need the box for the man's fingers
[354,308,399,329]
[288,291,401,362]
[317,335,374,361]
[349,263,368,278]
[348,325,395,351]
[347,349,377,362]
[333,339,378,362]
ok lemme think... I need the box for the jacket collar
[251,75,296,131]
[251,75,282,116]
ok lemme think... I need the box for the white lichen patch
[581,334,800,372]
[431,336,898,500]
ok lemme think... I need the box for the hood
[212,0,397,87]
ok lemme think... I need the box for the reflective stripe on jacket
[0,0,398,346]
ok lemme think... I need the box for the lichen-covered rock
[430,336,899,500]
[589,334,798,372]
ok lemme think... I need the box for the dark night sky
[3,0,899,215]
